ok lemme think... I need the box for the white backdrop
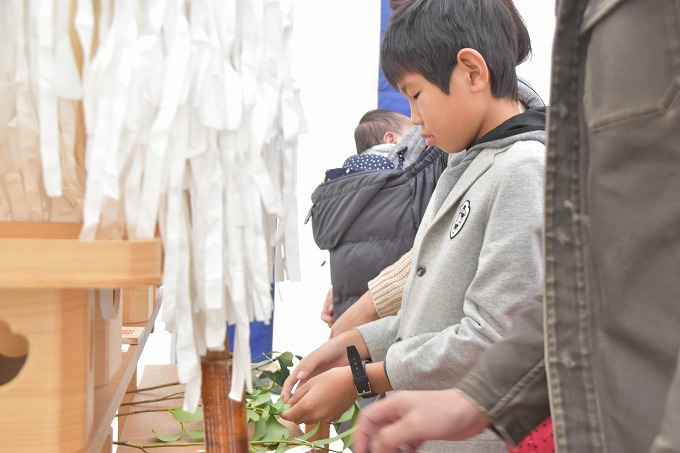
[273,0,557,357]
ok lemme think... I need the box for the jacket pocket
[583,0,680,131]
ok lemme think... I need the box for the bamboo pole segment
[200,336,249,453]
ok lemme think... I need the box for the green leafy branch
[115,351,359,452]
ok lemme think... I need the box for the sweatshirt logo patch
[450,200,471,239]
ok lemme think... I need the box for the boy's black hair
[381,0,532,100]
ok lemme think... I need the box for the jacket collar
[427,148,496,228]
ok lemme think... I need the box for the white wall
[273,0,557,357]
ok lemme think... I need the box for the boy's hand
[280,366,357,424]
[281,336,348,402]
[352,389,492,453]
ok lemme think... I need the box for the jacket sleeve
[355,314,401,363]
[368,250,412,318]
[456,303,550,446]
[649,346,680,453]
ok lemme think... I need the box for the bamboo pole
[200,336,249,453]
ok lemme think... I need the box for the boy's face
[399,67,485,153]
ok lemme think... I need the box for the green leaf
[170,407,204,423]
[152,429,184,442]
[260,370,279,385]
[277,351,295,367]
[252,418,268,442]
[270,398,291,414]
[274,442,288,453]
[312,425,358,447]
[334,403,356,424]
[264,416,290,441]
[340,401,362,451]
[275,359,290,385]
[252,374,264,387]
[296,421,320,441]
[185,429,205,440]
[250,391,273,408]
[246,408,260,422]
[350,401,361,428]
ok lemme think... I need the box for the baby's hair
[381,0,531,100]
[354,109,411,153]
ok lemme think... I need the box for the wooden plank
[0,221,82,239]
[0,237,162,288]
[87,297,162,452]
[0,222,162,288]
[118,369,138,437]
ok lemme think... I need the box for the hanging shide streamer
[0,0,87,222]
[0,0,305,409]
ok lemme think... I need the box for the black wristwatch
[347,345,375,398]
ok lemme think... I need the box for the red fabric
[508,416,555,453]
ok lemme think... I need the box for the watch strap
[347,345,374,398]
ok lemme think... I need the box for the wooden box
[0,222,162,452]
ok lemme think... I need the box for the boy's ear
[456,48,490,93]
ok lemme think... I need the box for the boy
[281,0,546,451]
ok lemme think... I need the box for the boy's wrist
[365,361,392,395]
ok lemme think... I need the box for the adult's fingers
[358,389,492,450]
[368,414,426,452]
[353,396,411,453]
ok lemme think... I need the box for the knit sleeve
[368,250,412,318]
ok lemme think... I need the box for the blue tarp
[378,0,410,116]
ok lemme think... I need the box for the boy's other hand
[280,366,357,424]
[281,336,349,403]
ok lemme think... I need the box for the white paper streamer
[35,1,62,197]
[3,0,306,411]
